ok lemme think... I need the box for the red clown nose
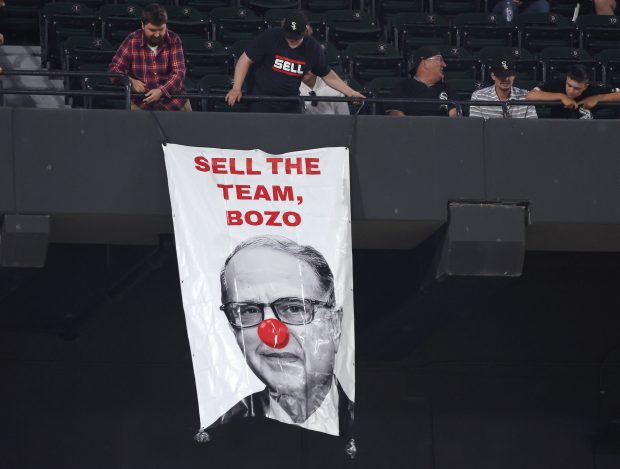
[257,319,290,349]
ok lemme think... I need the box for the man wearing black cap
[225,11,364,113]
[527,65,620,119]
[386,46,457,117]
[469,59,537,119]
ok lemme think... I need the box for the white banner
[163,144,355,436]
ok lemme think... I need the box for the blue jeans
[493,0,551,17]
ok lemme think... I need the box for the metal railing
[1,69,620,117]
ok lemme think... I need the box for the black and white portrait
[217,234,353,435]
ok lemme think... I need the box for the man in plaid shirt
[109,3,190,111]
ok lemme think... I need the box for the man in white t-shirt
[299,71,350,115]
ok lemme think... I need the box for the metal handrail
[0,70,132,109]
[2,69,620,115]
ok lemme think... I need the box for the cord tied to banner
[345,438,357,459]
[193,428,211,443]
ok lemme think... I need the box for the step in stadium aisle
[0,45,68,108]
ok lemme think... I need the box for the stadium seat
[166,6,210,41]
[516,13,577,52]
[376,0,424,37]
[40,2,98,69]
[344,41,405,84]
[321,41,344,74]
[183,39,234,79]
[342,73,369,113]
[303,0,351,14]
[199,74,249,112]
[447,77,482,116]
[454,12,515,51]
[116,0,172,6]
[61,36,115,107]
[597,48,620,85]
[210,7,265,45]
[577,15,620,54]
[228,38,252,60]
[436,45,477,79]
[82,75,127,110]
[392,13,453,55]
[367,75,403,114]
[181,0,236,13]
[477,45,537,82]
[100,4,142,47]
[324,10,383,49]
[0,0,45,43]
[537,46,596,81]
[62,36,115,73]
[184,77,201,110]
[433,0,479,17]
[241,0,300,14]
[549,0,592,18]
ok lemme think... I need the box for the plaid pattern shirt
[109,29,187,110]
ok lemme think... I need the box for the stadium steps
[0,45,68,108]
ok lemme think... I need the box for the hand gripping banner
[163,145,355,437]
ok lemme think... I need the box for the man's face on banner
[222,247,342,422]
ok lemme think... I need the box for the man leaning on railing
[108,3,190,111]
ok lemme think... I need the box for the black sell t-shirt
[245,27,330,97]
[538,79,617,119]
[387,78,455,116]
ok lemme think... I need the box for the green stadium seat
[597,48,620,85]
[516,12,577,52]
[367,75,403,114]
[435,45,477,79]
[241,0,299,15]
[549,0,592,18]
[183,39,234,79]
[454,12,515,51]
[100,4,142,47]
[392,13,453,55]
[166,6,210,41]
[537,46,596,81]
[199,74,249,112]
[83,75,127,110]
[324,10,383,49]
[449,77,483,116]
[344,41,405,85]
[434,0,479,17]
[61,36,115,107]
[477,46,538,81]
[303,0,350,14]
[228,38,252,60]
[40,2,98,69]
[577,15,620,54]
[321,41,344,74]
[376,0,424,36]
[181,0,236,14]
[0,0,45,42]
[210,7,265,45]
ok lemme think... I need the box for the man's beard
[146,35,162,47]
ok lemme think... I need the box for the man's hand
[144,88,163,104]
[578,96,600,109]
[225,88,242,106]
[0,32,4,46]
[347,90,366,99]
[130,77,147,93]
[560,95,578,109]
